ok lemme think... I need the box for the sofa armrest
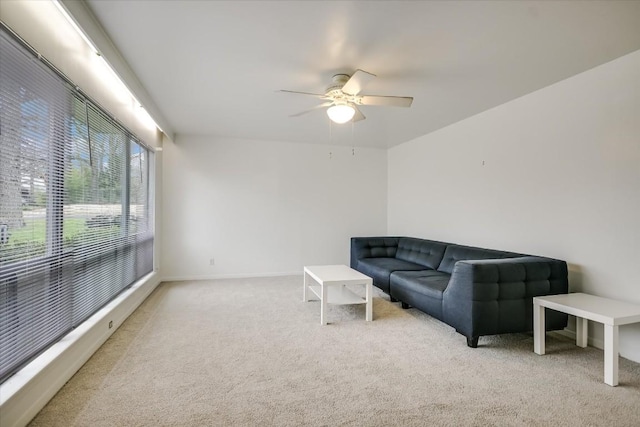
[350,237,401,268]
[442,257,568,339]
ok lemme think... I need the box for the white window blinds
[0,25,154,383]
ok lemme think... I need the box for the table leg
[576,317,588,348]
[303,271,309,302]
[365,281,372,322]
[321,284,327,326]
[534,302,545,355]
[604,324,619,386]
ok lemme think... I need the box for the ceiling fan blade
[289,102,333,117]
[359,95,413,108]
[279,89,328,99]
[352,105,366,122]
[341,69,376,96]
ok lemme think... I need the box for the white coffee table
[303,265,373,325]
[533,293,640,386]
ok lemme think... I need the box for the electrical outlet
[209,258,215,266]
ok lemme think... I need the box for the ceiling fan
[280,69,413,124]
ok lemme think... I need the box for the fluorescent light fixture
[50,0,164,135]
[51,0,100,55]
[136,102,160,131]
[327,103,355,124]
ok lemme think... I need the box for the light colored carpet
[30,276,640,426]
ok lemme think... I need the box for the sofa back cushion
[437,244,512,274]
[352,237,400,259]
[396,238,447,269]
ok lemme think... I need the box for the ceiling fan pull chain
[351,120,355,156]
[328,117,333,159]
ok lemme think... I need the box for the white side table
[533,293,640,386]
[303,265,373,325]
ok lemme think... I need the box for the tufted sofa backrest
[395,238,448,269]
[437,244,516,274]
[350,236,400,260]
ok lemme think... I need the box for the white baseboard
[0,272,161,427]
[555,328,605,350]
[162,271,302,282]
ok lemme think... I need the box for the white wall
[388,49,640,362]
[162,136,387,280]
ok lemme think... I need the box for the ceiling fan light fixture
[327,103,355,124]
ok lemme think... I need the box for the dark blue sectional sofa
[351,236,568,347]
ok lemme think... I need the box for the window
[0,26,154,382]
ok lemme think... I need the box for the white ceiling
[85,0,640,148]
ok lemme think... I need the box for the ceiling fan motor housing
[325,74,351,98]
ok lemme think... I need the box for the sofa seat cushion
[390,270,451,321]
[390,270,451,300]
[356,258,427,293]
